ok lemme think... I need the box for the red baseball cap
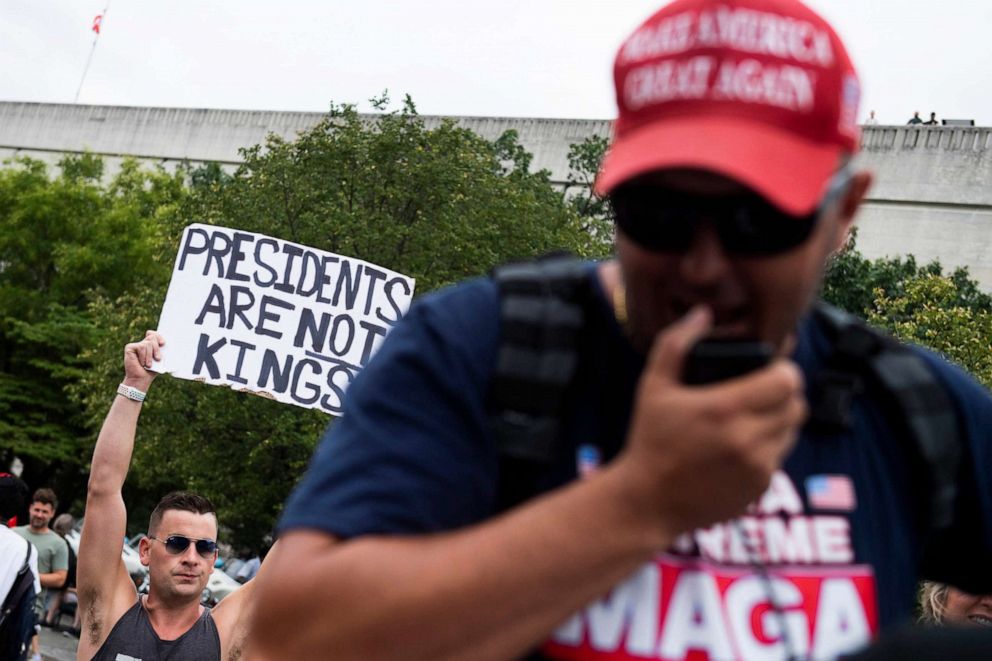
[595,0,861,216]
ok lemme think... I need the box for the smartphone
[682,339,774,385]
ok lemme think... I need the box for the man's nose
[678,224,733,285]
[179,544,202,563]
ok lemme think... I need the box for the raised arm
[77,331,164,654]
[247,309,806,660]
[249,467,671,661]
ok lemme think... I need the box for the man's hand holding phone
[682,338,775,386]
[612,306,808,543]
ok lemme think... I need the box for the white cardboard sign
[154,224,415,415]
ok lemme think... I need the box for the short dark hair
[148,491,217,536]
[32,488,57,510]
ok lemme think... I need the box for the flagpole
[74,1,112,104]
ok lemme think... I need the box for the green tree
[0,155,186,496]
[79,95,612,547]
[822,235,992,386]
[186,95,610,289]
[868,274,992,388]
[562,134,612,224]
[823,232,992,317]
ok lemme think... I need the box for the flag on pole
[76,2,110,103]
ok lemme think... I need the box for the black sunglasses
[150,535,217,557]
[610,167,853,256]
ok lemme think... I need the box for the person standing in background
[43,513,79,636]
[13,488,67,661]
[919,581,992,626]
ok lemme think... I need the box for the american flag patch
[576,444,601,478]
[806,474,857,511]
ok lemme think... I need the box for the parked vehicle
[65,527,146,581]
[202,568,241,604]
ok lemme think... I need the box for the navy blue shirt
[280,266,992,660]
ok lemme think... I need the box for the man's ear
[831,169,874,252]
[839,170,873,223]
[139,536,152,567]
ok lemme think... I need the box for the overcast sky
[3,0,990,125]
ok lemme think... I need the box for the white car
[203,566,242,603]
[65,528,146,579]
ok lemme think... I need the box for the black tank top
[90,597,220,661]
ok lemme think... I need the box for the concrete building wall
[2,102,992,288]
[855,203,992,288]
[0,101,610,184]
[858,125,992,206]
[853,125,992,287]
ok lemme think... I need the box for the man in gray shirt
[78,331,278,661]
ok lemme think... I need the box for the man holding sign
[77,332,269,661]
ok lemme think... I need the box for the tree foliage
[867,275,992,388]
[822,230,992,317]
[0,155,184,497]
[562,134,612,223]
[823,236,992,387]
[182,95,610,291]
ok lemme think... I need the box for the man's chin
[165,580,206,599]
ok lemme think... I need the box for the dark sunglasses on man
[149,534,218,557]
[610,165,854,257]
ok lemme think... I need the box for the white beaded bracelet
[117,383,147,402]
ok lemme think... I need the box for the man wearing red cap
[249,1,992,659]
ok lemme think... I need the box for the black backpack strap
[811,302,962,535]
[808,304,872,432]
[0,539,33,630]
[490,254,590,508]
